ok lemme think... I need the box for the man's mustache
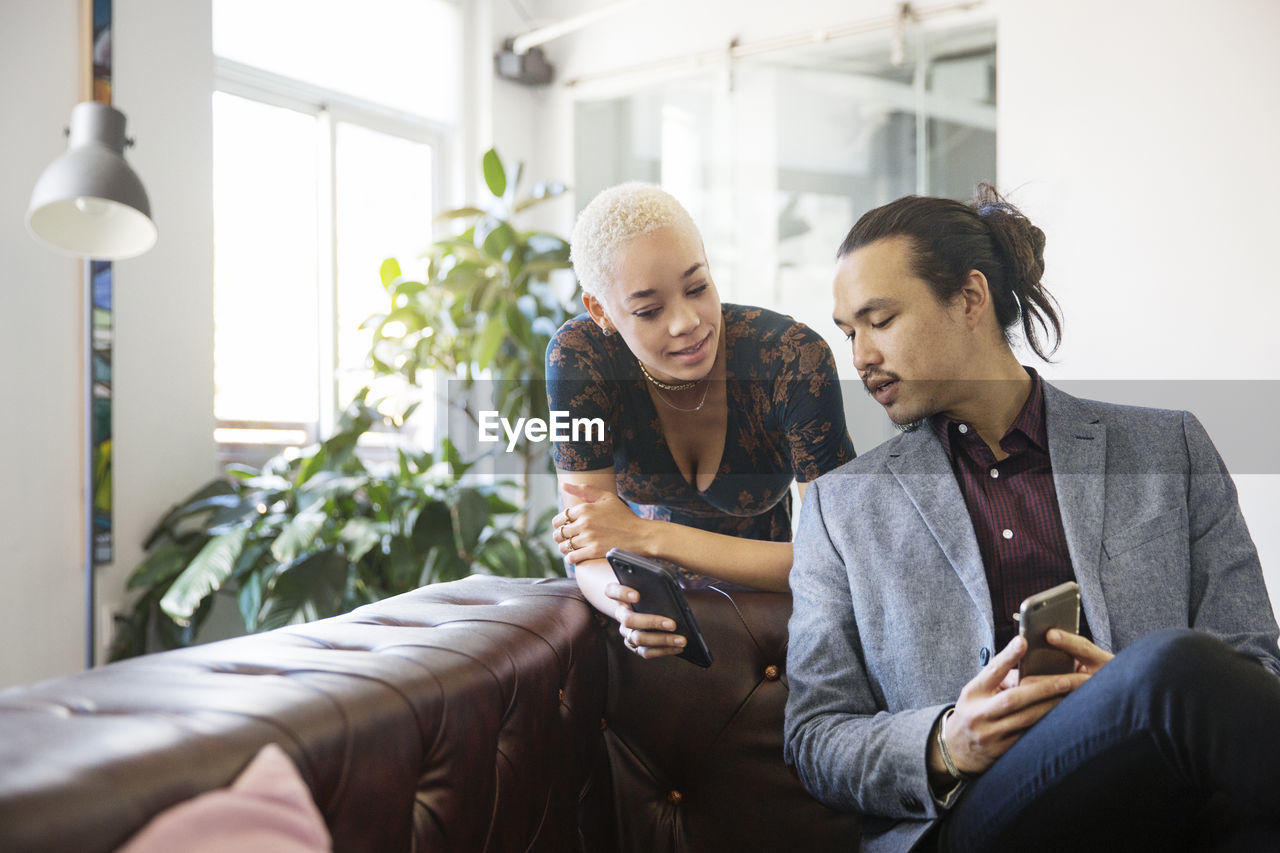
[860,370,900,394]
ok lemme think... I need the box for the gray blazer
[783,381,1280,852]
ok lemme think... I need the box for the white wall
[996,0,1280,613]
[0,0,214,688]
[0,0,86,687]
[505,0,1280,614]
[107,0,216,664]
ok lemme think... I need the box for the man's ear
[958,269,993,330]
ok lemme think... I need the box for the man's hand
[1044,628,1114,676]
[932,635,1090,782]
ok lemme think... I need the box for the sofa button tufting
[764,665,780,681]
[668,790,683,806]
[558,688,565,704]
[600,717,608,731]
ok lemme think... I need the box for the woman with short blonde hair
[547,182,856,658]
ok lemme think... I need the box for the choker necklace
[637,359,700,391]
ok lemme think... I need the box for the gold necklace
[637,359,700,391]
[652,381,710,413]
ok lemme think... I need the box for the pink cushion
[117,744,331,852]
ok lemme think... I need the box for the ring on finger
[568,534,576,550]
[623,630,638,651]
[559,522,568,540]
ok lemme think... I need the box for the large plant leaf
[504,302,533,350]
[379,257,402,289]
[340,516,385,564]
[474,217,517,264]
[240,473,291,491]
[523,232,570,259]
[143,479,238,548]
[382,536,426,593]
[155,594,216,650]
[297,472,369,503]
[108,587,161,662]
[230,538,273,581]
[433,205,486,222]
[476,533,525,577]
[390,279,427,305]
[160,526,250,624]
[475,315,506,370]
[237,569,264,633]
[420,544,470,585]
[411,499,453,552]
[270,500,329,564]
[441,437,473,477]
[126,540,201,591]
[481,148,507,199]
[257,549,351,630]
[451,486,492,558]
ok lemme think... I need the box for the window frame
[212,56,455,464]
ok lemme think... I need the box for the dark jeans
[932,629,1280,852]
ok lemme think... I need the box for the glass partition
[574,22,996,448]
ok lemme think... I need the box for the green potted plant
[111,149,576,660]
[366,147,575,513]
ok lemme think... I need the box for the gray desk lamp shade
[27,101,157,260]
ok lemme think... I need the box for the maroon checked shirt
[929,368,1090,649]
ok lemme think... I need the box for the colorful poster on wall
[91,0,113,564]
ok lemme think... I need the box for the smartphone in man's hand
[1017,581,1081,678]
[606,548,714,668]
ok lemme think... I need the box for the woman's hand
[553,481,647,565]
[605,579,687,659]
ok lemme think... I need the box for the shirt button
[990,468,999,479]
[1002,529,1014,540]
[957,424,969,434]
[980,647,991,665]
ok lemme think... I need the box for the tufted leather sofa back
[0,575,858,852]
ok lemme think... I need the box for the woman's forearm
[574,558,624,619]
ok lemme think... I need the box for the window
[211,0,460,465]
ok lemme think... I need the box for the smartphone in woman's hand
[606,548,714,668]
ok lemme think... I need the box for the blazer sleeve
[1182,411,1280,677]
[783,478,949,820]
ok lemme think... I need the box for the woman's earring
[601,326,613,336]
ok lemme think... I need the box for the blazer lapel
[887,430,994,636]
[1043,382,1113,650]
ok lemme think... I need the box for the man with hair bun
[784,186,1280,851]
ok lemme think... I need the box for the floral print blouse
[545,304,855,545]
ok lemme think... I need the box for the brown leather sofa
[0,576,859,852]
